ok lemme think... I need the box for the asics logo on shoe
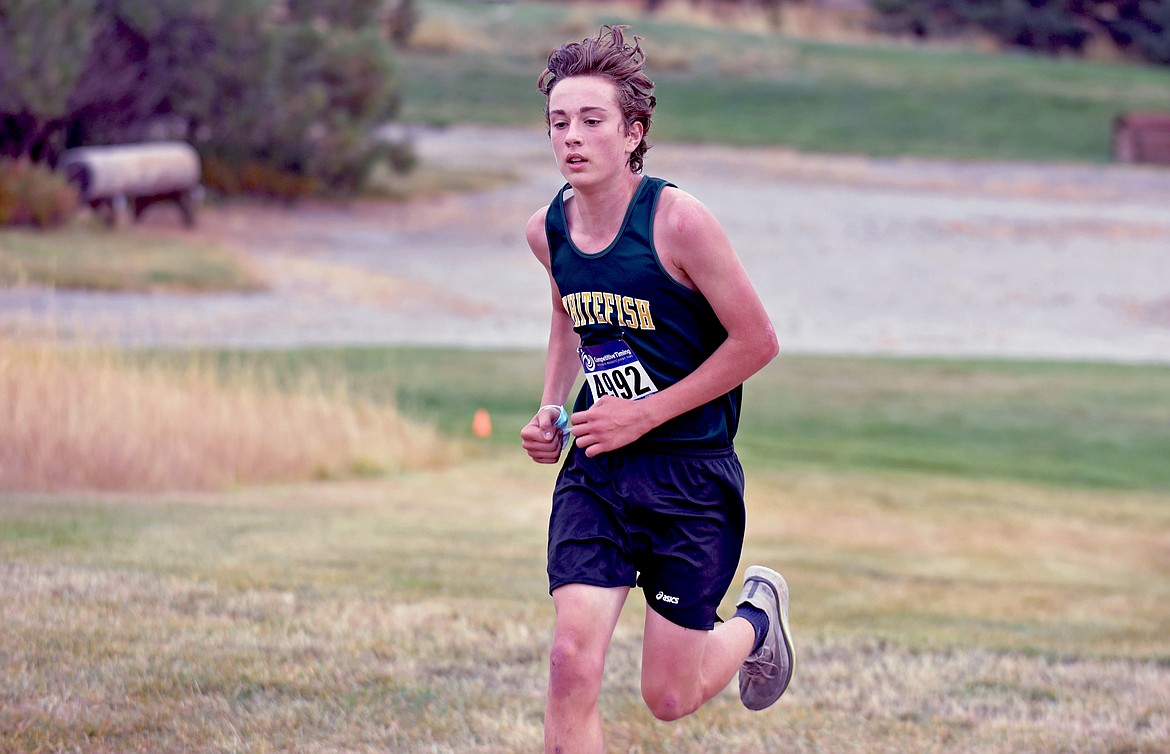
[655,591,680,605]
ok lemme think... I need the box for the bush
[185,20,405,198]
[200,155,319,202]
[1101,0,1170,65]
[870,0,1170,61]
[0,159,78,228]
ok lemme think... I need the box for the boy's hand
[571,396,653,457]
[521,405,567,464]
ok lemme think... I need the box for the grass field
[3,347,1169,752]
[0,223,262,293]
[399,0,1170,162]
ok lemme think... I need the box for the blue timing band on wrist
[539,404,571,449]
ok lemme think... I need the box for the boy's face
[547,75,643,188]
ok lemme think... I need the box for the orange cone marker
[472,408,493,438]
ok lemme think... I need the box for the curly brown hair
[537,25,657,174]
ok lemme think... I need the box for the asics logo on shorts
[655,591,680,605]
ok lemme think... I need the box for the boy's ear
[625,120,645,150]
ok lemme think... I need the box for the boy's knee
[641,684,697,722]
[548,633,604,695]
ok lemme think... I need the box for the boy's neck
[568,171,643,237]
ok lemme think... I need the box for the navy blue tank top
[547,176,741,450]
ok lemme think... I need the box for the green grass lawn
[207,347,1170,493]
[399,0,1170,162]
[0,223,263,292]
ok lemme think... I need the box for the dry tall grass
[0,335,447,492]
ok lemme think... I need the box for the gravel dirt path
[4,125,1170,362]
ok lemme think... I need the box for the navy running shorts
[547,444,746,631]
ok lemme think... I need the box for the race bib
[578,339,660,401]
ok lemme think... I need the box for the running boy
[519,26,794,753]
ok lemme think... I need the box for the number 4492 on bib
[578,339,660,402]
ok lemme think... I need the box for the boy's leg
[639,607,755,721]
[641,565,796,719]
[546,583,630,754]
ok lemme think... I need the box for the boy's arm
[570,189,779,456]
[521,207,580,464]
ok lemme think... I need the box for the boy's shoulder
[526,205,552,261]
[654,185,717,235]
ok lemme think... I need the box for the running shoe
[736,565,795,710]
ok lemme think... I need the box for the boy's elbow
[760,324,780,364]
[741,325,778,376]
[729,323,779,374]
